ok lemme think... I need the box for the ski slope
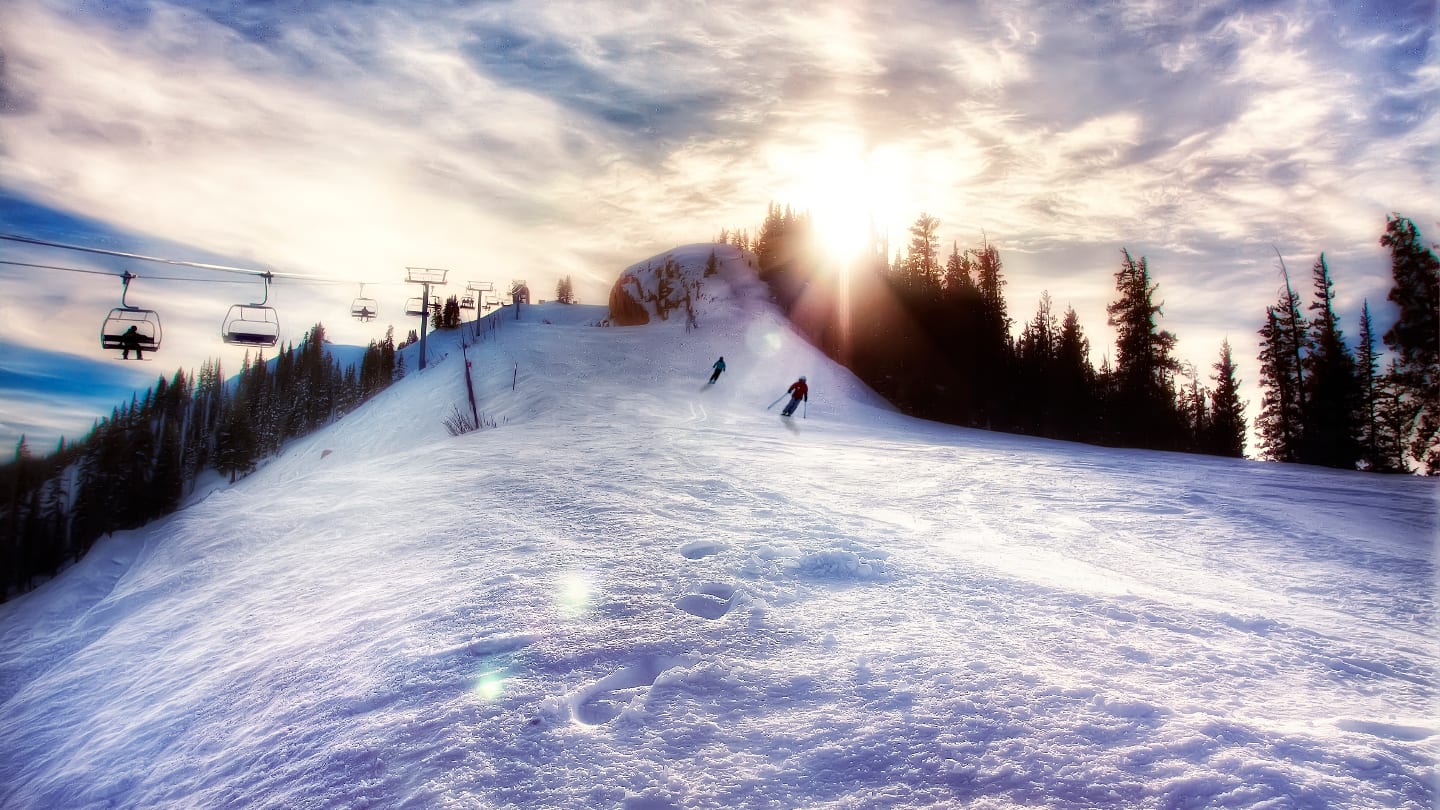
[1,245,1435,809]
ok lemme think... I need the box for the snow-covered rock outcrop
[607,244,753,326]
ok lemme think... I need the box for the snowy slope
[0,245,1435,809]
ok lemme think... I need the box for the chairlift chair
[351,299,379,322]
[222,272,280,348]
[351,285,379,322]
[100,272,162,354]
[404,296,428,317]
[463,281,490,312]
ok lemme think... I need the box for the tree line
[1256,216,1438,472]
[723,205,1436,471]
[1,324,401,601]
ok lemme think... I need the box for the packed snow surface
[1,245,1436,808]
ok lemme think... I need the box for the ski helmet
[799,376,806,381]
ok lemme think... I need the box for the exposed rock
[607,273,650,326]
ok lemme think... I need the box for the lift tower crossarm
[404,267,450,370]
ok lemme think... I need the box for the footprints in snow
[558,533,889,729]
[554,544,737,729]
[678,539,725,560]
[570,653,694,726]
[674,582,736,620]
[674,540,738,620]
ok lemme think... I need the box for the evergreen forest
[2,324,400,600]
[721,207,1437,474]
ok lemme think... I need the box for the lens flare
[472,667,507,701]
[556,572,593,616]
[744,324,783,356]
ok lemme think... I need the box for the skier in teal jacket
[709,356,726,384]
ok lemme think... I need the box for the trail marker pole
[462,341,479,426]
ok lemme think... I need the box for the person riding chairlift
[119,325,144,360]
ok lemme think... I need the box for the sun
[781,137,902,270]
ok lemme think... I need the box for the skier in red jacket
[781,376,807,417]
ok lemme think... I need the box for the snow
[1,245,1436,809]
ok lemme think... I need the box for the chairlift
[463,281,491,312]
[352,300,378,322]
[222,272,280,348]
[100,271,162,355]
[404,294,444,316]
[351,284,379,322]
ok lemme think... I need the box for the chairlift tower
[405,266,449,370]
[509,280,529,320]
[466,281,494,321]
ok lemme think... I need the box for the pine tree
[37,476,69,575]
[1375,359,1413,471]
[1257,309,1298,461]
[433,296,461,329]
[1179,370,1209,451]
[974,242,1010,346]
[1206,340,1247,457]
[941,242,974,297]
[3,437,35,594]
[1054,306,1098,441]
[1379,215,1439,472]
[1299,255,1361,468]
[214,400,256,484]
[1256,277,1310,462]
[121,393,156,528]
[152,418,184,514]
[948,240,1011,425]
[1354,301,1393,471]
[1105,249,1182,448]
[1015,292,1059,434]
[906,214,942,291]
[555,275,577,303]
[756,202,809,272]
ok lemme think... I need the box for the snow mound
[606,243,758,326]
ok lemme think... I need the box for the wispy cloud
[1,0,1436,449]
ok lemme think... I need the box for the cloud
[1,0,1437,454]
[0,341,158,448]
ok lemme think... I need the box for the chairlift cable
[0,233,378,284]
[0,259,118,277]
[0,259,263,284]
[1,233,275,277]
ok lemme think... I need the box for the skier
[119,325,144,360]
[780,376,807,417]
[709,356,726,384]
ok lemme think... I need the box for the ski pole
[767,393,787,410]
[803,399,807,419]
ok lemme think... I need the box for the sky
[1,0,1438,450]
[1,252,1434,807]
